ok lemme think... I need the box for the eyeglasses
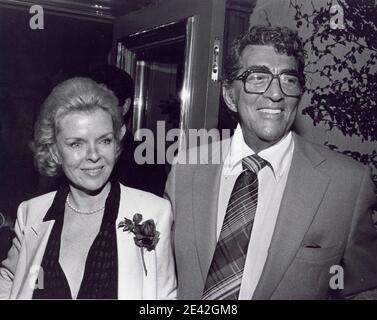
[233,67,303,97]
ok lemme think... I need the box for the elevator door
[113,0,226,147]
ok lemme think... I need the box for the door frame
[113,0,226,137]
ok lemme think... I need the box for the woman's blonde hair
[32,77,123,176]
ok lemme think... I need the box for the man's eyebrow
[245,66,299,74]
[245,65,270,72]
[280,68,300,75]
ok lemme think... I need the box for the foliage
[290,0,377,142]
[291,0,377,218]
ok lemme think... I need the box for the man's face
[225,45,302,151]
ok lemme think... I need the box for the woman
[0,77,177,299]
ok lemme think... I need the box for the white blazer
[0,184,177,300]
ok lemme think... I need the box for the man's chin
[255,131,289,148]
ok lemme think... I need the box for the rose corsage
[118,213,160,276]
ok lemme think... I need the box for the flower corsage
[118,213,160,276]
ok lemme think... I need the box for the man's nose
[87,144,100,162]
[264,78,284,101]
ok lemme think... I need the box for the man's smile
[258,108,283,115]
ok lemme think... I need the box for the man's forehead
[240,44,298,71]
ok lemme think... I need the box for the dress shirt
[217,124,294,299]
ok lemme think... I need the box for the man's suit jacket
[0,184,177,299]
[164,133,377,299]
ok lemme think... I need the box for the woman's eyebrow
[63,132,114,141]
[64,137,84,141]
[96,132,115,140]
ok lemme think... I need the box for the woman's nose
[86,144,100,162]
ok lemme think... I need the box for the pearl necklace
[66,194,105,215]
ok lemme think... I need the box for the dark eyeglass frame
[232,67,304,98]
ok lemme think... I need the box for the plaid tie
[202,154,268,300]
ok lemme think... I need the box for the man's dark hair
[223,25,306,86]
[89,65,134,125]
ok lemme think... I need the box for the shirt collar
[224,124,294,181]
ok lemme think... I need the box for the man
[90,65,167,196]
[88,64,134,136]
[164,26,377,299]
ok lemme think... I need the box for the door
[112,0,226,154]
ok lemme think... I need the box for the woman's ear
[222,86,237,113]
[49,145,61,164]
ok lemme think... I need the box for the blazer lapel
[116,187,143,300]
[12,220,55,299]
[116,225,144,299]
[253,134,330,299]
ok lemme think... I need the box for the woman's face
[53,108,118,194]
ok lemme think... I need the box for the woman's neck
[68,182,111,212]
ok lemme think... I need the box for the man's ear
[115,140,123,160]
[122,98,132,116]
[120,124,126,140]
[49,145,61,164]
[222,86,237,113]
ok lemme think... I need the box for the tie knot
[242,154,269,173]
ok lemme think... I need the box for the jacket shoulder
[295,135,368,174]
[119,184,171,220]
[18,192,56,226]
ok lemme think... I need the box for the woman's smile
[53,109,118,194]
[81,166,104,176]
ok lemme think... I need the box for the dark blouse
[32,182,120,299]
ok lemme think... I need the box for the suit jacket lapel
[192,139,229,283]
[193,164,222,282]
[253,134,330,299]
